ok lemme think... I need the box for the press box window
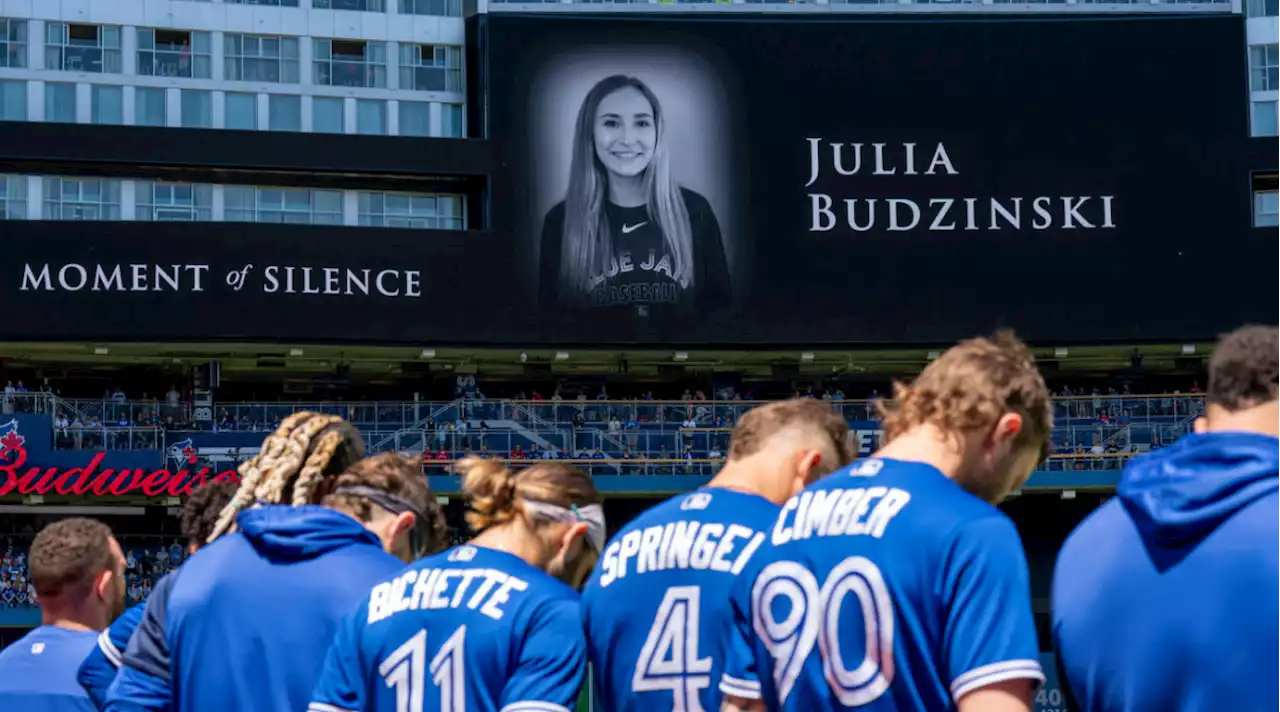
[46,23,121,73]
[225,186,343,225]
[138,29,211,79]
[136,182,213,221]
[1,18,27,69]
[43,177,122,220]
[0,174,26,220]
[358,191,465,230]
[1253,173,1278,228]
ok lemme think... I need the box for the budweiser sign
[0,444,240,498]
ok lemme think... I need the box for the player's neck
[470,525,551,571]
[41,601,105,632]
[706,461,780,504]
[873,424,966,481]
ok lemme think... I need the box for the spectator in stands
[0,518,126,709]
[511,445,527,461]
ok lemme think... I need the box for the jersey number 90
[752,557,896,706]
[379,626,467,712]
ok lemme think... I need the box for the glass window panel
[0,174,28,220]
[268,94,301,131]
[44,82,77,123]
[1256,190,1279,228]
[42,177,122,221]
[1252,100,1279,138]
[0,80,27,121]
[180,89,212,128]
[91,85,123,125]
[0,18,28,69]
[399,101,429,137]
[225,92,257,130]
[440,103,463,138]
[138,28,211,79]
[135,87,167,126]
[355,99,385,135]
[313,97,344,133]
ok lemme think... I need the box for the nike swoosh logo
[621,222,648,234]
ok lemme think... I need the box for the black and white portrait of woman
[534,58,735,314]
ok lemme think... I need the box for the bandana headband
[521,499,607,553]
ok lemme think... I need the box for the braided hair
[207,412,366,544]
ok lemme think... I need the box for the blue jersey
[309,544,587,712]
[0,625,99,711]
[582,488,778,712]
[721,458,1044,711]
[78,603,146,709]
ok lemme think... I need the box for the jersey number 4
[379,626,467,712]
[631,585,713,712]
[753,557,896,707]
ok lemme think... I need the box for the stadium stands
[0,536,184,611]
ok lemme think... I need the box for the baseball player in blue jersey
[76,481,237,709]
[0,518,127,712]
[309,457,606,712]
[722,332,1053,712]
[104,416,446,712]
[582,398,855,712]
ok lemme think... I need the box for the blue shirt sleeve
[309,600,370,712]
[104,573,178,712]
[718,568,764,701]
[79,603,146,709]
[500,595,587,712]
[941,515,1045,703]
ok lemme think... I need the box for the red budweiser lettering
[0,446,240,498]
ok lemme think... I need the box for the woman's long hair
[559,75,694,301]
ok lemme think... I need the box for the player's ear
[1193,416,1208,434]
[796,450,825,489]
[559,521,588,557]
[94,568,114,603]
[990,412,1023,451]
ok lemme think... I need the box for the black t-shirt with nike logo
[539,187,731,315]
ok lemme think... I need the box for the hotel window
[136,182,213,221]
[268,94,301,131]
[1255,173,1279,227]
[441,103,463,137]
[0,175,26,220]
[46,23,121,73]
[225,34,299,84]
[44,82,77,123]
[398,45,462,93]
[398,101,429,136]
[1253,100,1279,137]
[181,90,213,128]
[313,97,344,133]
[91,85,123,125]
[0,18,27,69]
[135,87,167,127]
[43,177,122,220]
[225,92,257,130]
[224,186,343,224]
[1248,0,1279,16]
[356,99,385,135]
[358,191,464,229]
[1250,44,1279,92]
[228,0,300,5]
[0,80,25,120]
[400,0,462,16]
[313,39,386,89]
[314,0,386,9]
[138,29,212,79]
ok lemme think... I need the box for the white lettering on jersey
[597,521,768,588]
[772,487,911,546]
[367,567,530,624]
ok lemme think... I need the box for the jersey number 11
[379,626,467,712]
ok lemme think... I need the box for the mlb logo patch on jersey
[681,492,713,511]
[850,459,885,477]
[448,545,477,562]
